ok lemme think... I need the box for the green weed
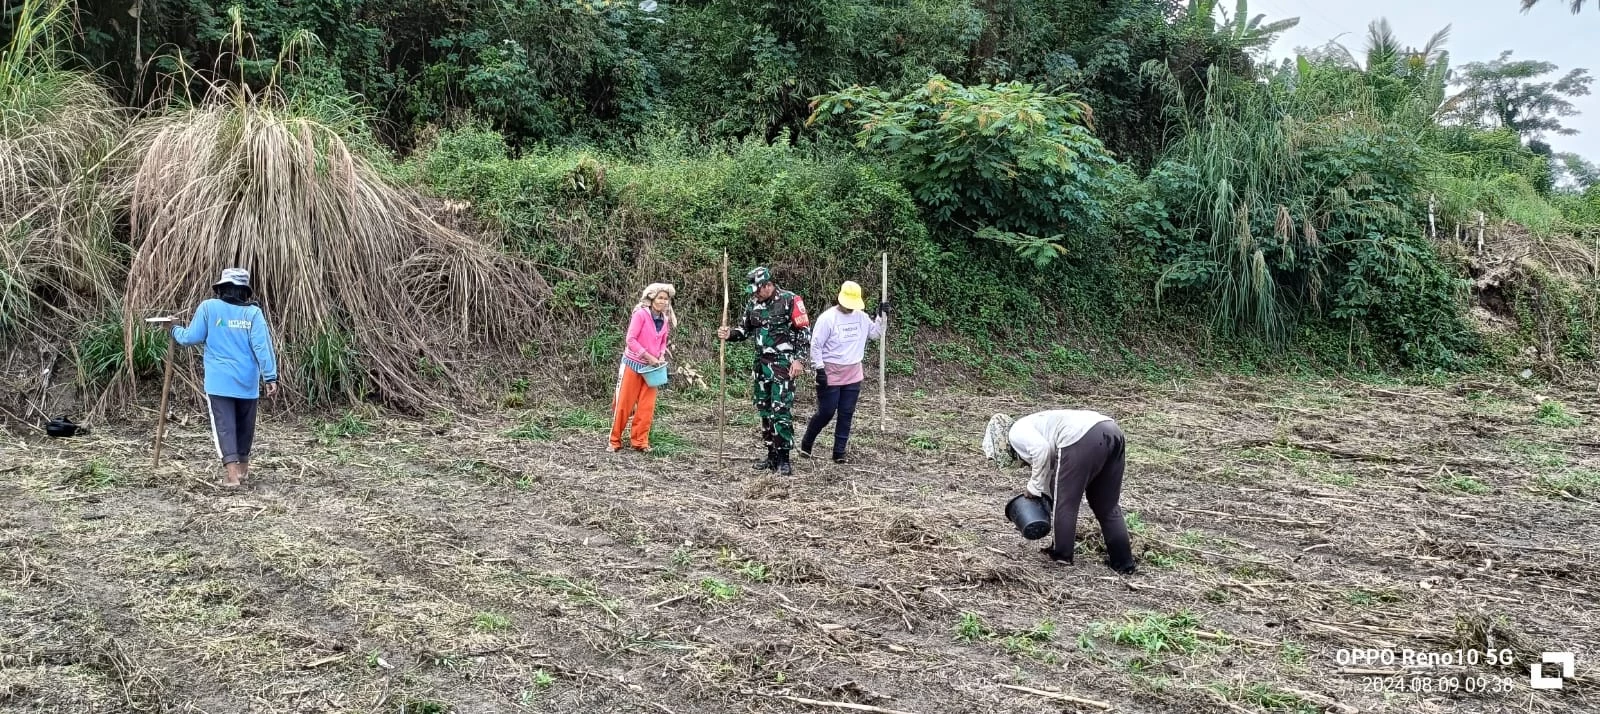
[699,578,738,601]
[955,612,991,642]
[472,612,511,632]
[1535,401,1582,427]
[559,407,608,431]
[1124,511,1150,535]
[645,428,692,457]
[1344,589,1403,607]
[1440,475,1491,495]
[906,432,939,451]
[1534,469,1600,499]
[317,411,372,442]
[67,459,123,489]
[1105,611,1201,656]
[504,420,553,441]
[1208,682,1317,713]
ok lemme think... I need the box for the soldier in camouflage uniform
[718,266,811,475]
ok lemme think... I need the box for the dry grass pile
[1465,223,1599,374]
[0,0,127,337]
[121,85,549,411]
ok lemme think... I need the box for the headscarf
[636,283,679,327]
[983,413,1016,468]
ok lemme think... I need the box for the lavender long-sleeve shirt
[809,306,884,371]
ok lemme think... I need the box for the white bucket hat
[213,267,250,288]
[983,413,1015,468]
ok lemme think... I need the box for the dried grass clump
[122,85,548,411]
[0,0,128,337]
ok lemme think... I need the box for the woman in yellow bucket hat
[799,280,887,463]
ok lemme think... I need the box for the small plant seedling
[955,612,990,642]
[1535,401,1581,428]
[670,546,693,568]
[472,612,511,631]
[1124,511,1149,535]
[699,578,738,600]
[1108,611,1200,656]
[906,432,939,451]
[1441,475,1491,495]
[504,420,553,441]
[558,408,608,431]
[70,459,123,489]
[735,561,769,582]
[318,411,372,442]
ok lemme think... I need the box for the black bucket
[1005,493,1052,540]
[45,416,89,438]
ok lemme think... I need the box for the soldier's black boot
[776,449,793,476]
[752,448,777,471]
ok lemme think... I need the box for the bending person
[984,410,1136,573]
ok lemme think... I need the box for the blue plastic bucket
[639,363,669,388]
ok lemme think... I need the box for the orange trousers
[610,362,658,449]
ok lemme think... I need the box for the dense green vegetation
[2,0,1597,409]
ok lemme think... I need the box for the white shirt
[1012,410,1114,497]
[809,306,884,369]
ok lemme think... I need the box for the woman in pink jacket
[610,283,676,452]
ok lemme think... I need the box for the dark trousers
[1047,421,1135,572]
[801,374,861,458]
[208,395,259,465]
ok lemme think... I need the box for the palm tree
[1324,19,1454,122]
[1519,0,1590,13]
[1179,0,1302,54]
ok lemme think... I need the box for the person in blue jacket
[167,268,279,487]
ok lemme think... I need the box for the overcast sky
[1252,0,1598,160]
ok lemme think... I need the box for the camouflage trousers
[752,359,797,451]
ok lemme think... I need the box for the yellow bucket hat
[838,281,866,311]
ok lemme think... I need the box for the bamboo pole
[153,331,176,468]
[719,250,729,469]
[879,251,887,433]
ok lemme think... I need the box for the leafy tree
[1555,152,1600,190]
[1446,51,1594,139]
[809,75,1116,266]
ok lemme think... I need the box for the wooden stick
[878,251,887,433]
[719,250,729,472]
[766,694,924,714]
[997,684,1112,709]
[153,332,176,468]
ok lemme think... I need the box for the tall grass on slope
[0,0,127,336]
[122,86,549,412]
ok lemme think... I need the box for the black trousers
[1046,421,1135,572]
[801,372,861,458]
[208,395,259,465]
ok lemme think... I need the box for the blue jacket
[173,299,279,399]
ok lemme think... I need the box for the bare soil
[2,373,1598,714]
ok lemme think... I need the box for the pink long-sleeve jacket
[624,307,671,365]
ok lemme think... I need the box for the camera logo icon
[1530,652,1575,690]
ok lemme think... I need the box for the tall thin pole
[879,252,887,433]
[719,251,729,467]
[153,332,176,468]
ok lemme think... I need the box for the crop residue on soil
[1,375,1597,713]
